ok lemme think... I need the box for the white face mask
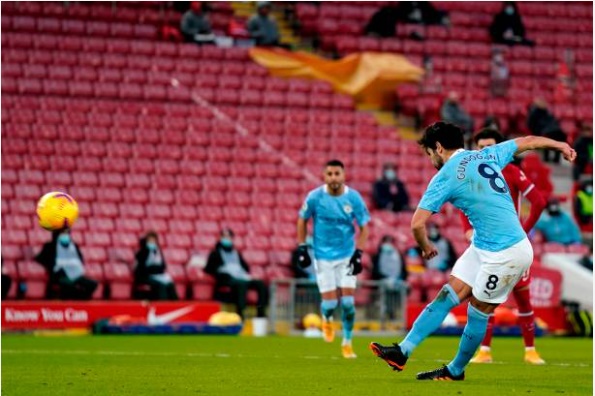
[505,6,515,15]
[585,186,593,194]
[384,169,396,181]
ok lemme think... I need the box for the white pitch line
[1,349,591,367]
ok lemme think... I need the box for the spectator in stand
[291,235,316,282]
[205,228,269,318]
[372,235,408,285]
[247,1,280,46]
[440,91,474,144]
[35,228,98,300]
[572,123,593,181]
[527,98,567,163]
[2,258,12,300]
[365,2,448,39]
[490,49,510,97]
[133,231,179,301]
[535,198,582,245]
[489,2,534,46]
[180,2,216,44]
[424,223,457,272]
[573,179,593,228]
[372,235,408,320]
[372,163,411,212]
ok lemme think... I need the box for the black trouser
[2,274,12,300]
[57,276,98,300]
[147,279,179,301]
[224,279,269,318]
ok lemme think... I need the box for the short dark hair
[220,228,235,237]
[325,159,344,168]
[473,128,505,145]
[418,122,465,151]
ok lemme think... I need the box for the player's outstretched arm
[514,136,577,162]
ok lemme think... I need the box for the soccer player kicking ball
[370,122,576,380]
[464,129,547,365]
[296,160,370,359]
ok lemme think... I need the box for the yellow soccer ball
[302,313,322,329]
[36,192,79,231]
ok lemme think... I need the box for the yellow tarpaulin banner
[249,47,424,107]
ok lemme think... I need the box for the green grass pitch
[1,334,592,395]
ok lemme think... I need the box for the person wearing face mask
[573,179,593,229]
[440,91,475,145]
[35,228,98,300]
[246,1,280,47]
[372,236,408,320]
[133,231,178,301]
[535,198,582,245]
[490,49,509,97]
[372,163,411,213]
[489,2,534,46]
[424,223,457,273]
[205,228,269,319]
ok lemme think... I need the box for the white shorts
[314,257,357,293]
[451,238,533,304]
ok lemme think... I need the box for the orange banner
[249,47,424,107]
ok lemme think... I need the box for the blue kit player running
[296,159,371,359]
[370,122,576,380]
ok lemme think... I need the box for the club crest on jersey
[343,204,353,214]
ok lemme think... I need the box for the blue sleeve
[352,192,371,227]
[299,191,316,220]
[484,140,518,169]
[418,172,451,213]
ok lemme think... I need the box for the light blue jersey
[418,140,526,252]
[299,185,371,260]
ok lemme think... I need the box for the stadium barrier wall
[1,301,220,331]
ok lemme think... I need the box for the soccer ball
[36,192,79,231]
[302,313,322,329]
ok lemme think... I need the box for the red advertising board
[1,301,221,330]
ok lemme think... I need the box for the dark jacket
[205,242,251,283]
[35,233,85,277]
[372,178,410,212]
[134,238,167,283]
[490,8,526,43]
[372,248,408,282]
[527,105,563,137]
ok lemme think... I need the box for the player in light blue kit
[296,159,370,359]
[370,122,576,380]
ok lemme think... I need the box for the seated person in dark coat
[35,228,98,300]
[133,231,179,301]
[205,228,268,318]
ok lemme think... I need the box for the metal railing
[269,278,407,336]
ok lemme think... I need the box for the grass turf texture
[2,335,592,395]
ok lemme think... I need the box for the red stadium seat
[103,262,132,300]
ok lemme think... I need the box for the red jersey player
[461,129,547,365]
